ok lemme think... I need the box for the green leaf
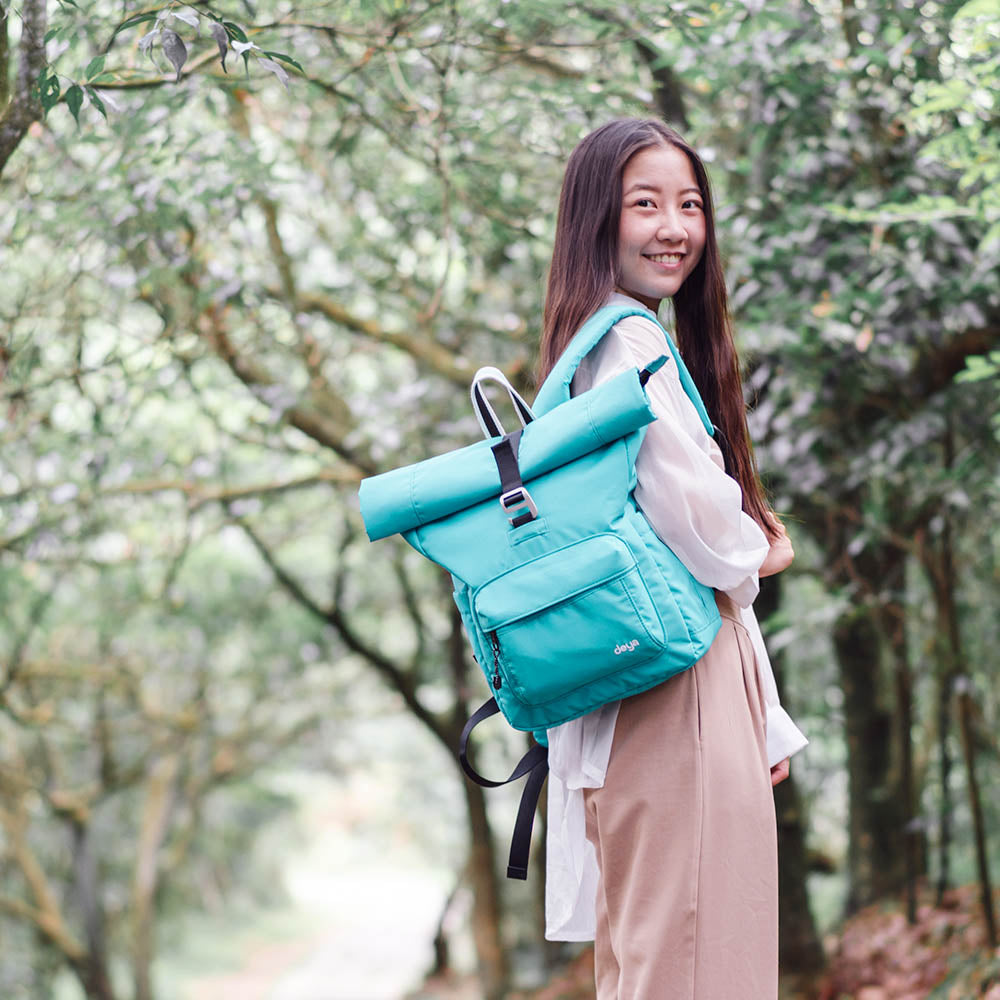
[224,21,249,43]
[85,56,106,81]
[262,51,304,73]
[65,84,84,125]
[85,86,107,121]
[40,74,62,114]
[957,351,1000,383]
[112,11,161,38]
[956,0,997,16]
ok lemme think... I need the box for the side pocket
[452,581,488,676]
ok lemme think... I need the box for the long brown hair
[540,118,776,537]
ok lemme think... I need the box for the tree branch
[105,470,361,507]
[1,580,59,698]
[0,803,85,962]
[83,46,218,91]
[203,320,376,476]
[235,517,454,754]
[287,288,477,386]
[635,38,688,130]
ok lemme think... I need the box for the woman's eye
[682,199,703,210]
[634,198,654,208]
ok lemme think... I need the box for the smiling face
[615,143,707,313]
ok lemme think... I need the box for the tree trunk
[834,591,908,912]
[70,958,117,1000]
[922,457,997,946]
[70,822,116,1000]
[132,755,179,1000]
[447,598,510,997]
[879,565,922,924]
[428,880,459,978]
[0,0,47,177]
[890,632,919,924]
[935,661,954,905]
[462,778,509,1000]
[956,684,997,946]
[756,576,825,976]
[774,776,827,975]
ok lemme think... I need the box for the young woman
[540,119,808,998]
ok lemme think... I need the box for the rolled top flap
[359,367,655,540]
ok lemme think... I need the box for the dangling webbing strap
[459,697,549,880]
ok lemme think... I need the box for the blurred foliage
[2,0,999,997]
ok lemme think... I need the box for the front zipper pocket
[472,534,667,707]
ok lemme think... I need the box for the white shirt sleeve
[574,312,769,607]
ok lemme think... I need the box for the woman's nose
[656,212,686,243]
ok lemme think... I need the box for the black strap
[506,754,549,879]
[459,697,549,881]
[490,430,537,527]
[473,382,503,437]
[491,429,523,500]
[472,381,534,437]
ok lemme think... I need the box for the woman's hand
[770,758,790,787]
[758,517,794,578]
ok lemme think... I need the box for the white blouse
[544,294,809,941]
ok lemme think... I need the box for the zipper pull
[490,633,502,690]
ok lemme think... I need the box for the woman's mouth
[645,252,684,265]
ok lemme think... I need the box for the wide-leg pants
[583,592,778,1000]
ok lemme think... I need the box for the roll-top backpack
[358,304,721,879]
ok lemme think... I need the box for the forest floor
[807,884,1000,1000]
[408,884,1000,1000]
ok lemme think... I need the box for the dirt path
[181,773,451,1000]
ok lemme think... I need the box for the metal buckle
[499,487,538,524]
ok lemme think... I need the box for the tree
[0,0,47,176]
[3,1,998,995]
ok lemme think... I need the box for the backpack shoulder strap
[532,304,715,437]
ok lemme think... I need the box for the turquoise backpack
[359,304,722,878]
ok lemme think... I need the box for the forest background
[1,1,998,998]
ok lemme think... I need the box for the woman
[540,119,808,998]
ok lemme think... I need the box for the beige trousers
[583,593,777,1000]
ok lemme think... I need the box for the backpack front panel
[471,532,669,707]
[426,434,720,732]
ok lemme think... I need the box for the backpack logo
[614,639,640,655]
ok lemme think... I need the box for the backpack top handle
[470,366,535,440]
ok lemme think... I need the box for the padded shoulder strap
[532,304,715,436]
